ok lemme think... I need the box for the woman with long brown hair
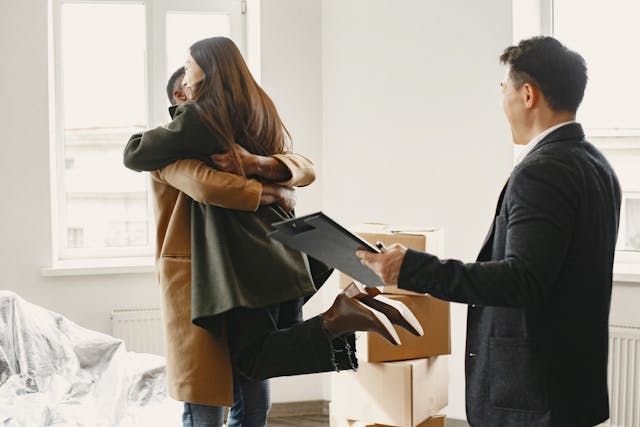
[124,36,409,427]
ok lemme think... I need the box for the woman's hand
[211,144,291,182]
[260,183,296,212]
[210,144,259,176]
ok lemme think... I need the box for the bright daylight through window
[553,0,640,255]
[58,3,149,259]
[51,0,239,265]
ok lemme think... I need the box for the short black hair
[166,66,186,104]
[500,36,587,113]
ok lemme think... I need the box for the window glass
[166,13,231,77]
[624,197,640,251]
[554,0,640,132]
[60,3,149,254]
[52,0,242,263]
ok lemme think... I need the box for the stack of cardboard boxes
[330,224,450,427]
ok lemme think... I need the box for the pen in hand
[375,241,387,253]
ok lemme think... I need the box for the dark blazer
[398,123,621,426]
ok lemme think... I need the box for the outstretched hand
[355,244,408,285]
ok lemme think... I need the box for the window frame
[48,0,246,267]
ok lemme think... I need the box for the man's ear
[174,89,188,104]
[522,82,538,110]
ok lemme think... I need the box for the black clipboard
[268,212,385,287]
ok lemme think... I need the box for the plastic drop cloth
[0,291,182,426]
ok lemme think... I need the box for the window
[64,157,75,170]
[622,196,640,251]
[551,0,640,262]
[553,0,640,135]
[105,220,149,247]
[513,0,640,267]
[49,0,245,265]
[67,227,84,249]
[166,13,232,75]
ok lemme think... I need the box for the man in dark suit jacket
[357,36,621,427]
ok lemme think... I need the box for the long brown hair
[189,36,290,174]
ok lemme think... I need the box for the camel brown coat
[152,154,315,406]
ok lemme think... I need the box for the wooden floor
[267,415,470,427]
[268,415,328,427]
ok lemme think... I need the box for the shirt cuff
[271,154,315,187]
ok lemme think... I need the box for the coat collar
[168,105,179,119]
[525,122,585,159]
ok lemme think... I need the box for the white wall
[259,0,323,217]
[258,0,329,403]
[321,0,513,420]
[610,282,640,327]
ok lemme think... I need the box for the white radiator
[603,325,640,427]
[111,308,165,356]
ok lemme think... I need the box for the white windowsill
[41,257,155,277]
[613,263,640,284]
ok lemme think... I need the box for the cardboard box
[331,356,448,427]
[330,413,446,427]
[356,294,450,362]
[338,224,444,295]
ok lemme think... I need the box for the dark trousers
[224,297,357,381]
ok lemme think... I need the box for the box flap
[352,222,441,235]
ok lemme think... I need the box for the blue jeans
[182,401,224,427]
[226,369,270,427]
[182,369,270,427]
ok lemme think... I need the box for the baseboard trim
[269,400,330,418]
[268,400,469,427]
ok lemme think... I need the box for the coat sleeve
[271,153,316,187]
[158,159,262,211]
[398,158,578,308]
[123,104,218,172]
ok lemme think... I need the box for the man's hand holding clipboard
[357,242,409,286]
[268,212,400,288]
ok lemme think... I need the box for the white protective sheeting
[0,291,181,426]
